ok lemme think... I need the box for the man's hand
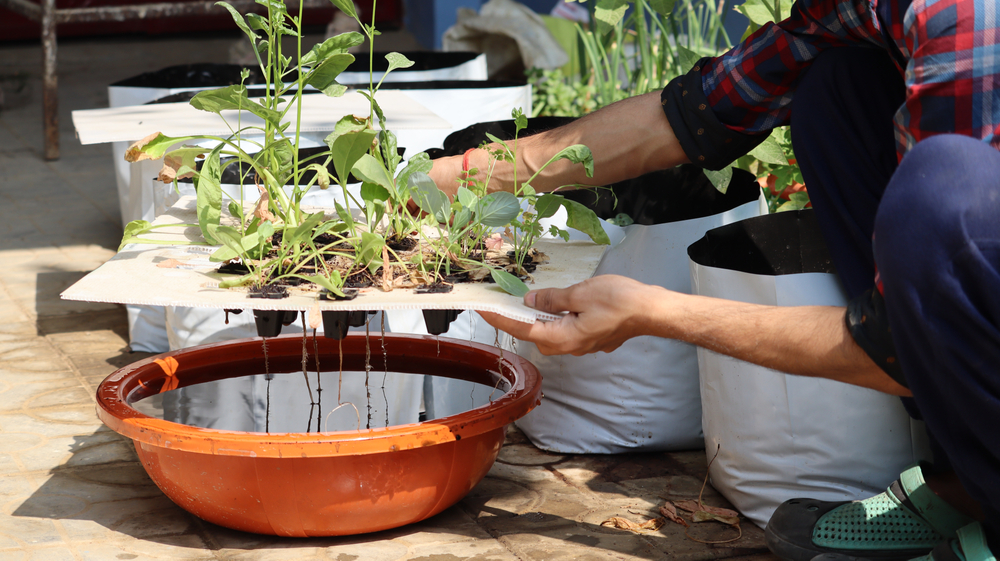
[479,275,663,356]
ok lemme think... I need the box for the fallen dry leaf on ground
[156,259,184,269]
[601,516,665,533]
[673,500,739,521]
[659,502,689,527]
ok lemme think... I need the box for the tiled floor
[0,29,779,561]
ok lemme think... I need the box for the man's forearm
[641,288,912,396]
[468,91,690,193]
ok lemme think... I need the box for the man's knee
[874,135,1000,283]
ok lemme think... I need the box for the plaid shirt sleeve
[662,0,1000,167]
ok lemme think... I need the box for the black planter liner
[426,117,762,225]
[687,209,835,276]
[422,309,461,336]
[321,310,369,340]
[110,53,481,90]
[252,310,299,338]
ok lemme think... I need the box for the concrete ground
[0,27,780,561]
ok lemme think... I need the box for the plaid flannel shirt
[661,0,1000,169]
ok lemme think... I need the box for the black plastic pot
[322,310,369,340]
[422,309,461,336]
[427,117,762,225]
[252,310,299,338]
[687,209,834,275]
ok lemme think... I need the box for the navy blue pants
[790,48,1000,546]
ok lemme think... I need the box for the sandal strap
[953,523,997,561]
[900,465,975,538]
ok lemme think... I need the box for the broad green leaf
[395,152,433,198]
[476,192,521,227]
[703,166,733,194]
[595,0,628,35]
[189,85,280,126]
[286,212,326,246]
[245,12,269,32]
[677,46,702,74]
[361,181,390,203]
[411,172,451,224]
[561,198,611,245]
[257,220,274,240]
[491,268,530,297]
[648,0,677,15]
[124,133,196,162]
[195,145,224,245]
[328,0,358,20]
[206,224,247,259]
[300,32,364,66]
[227,201,242,220]
[534,193,563,220]
[320,83,349,97]
[324,114,369,148]
[551,144,594,177]
[119,220,154,251]
[456,186,478,209]
[453,206,473,227]
[384,52,415,74]
[304,52,355,92]
[747,132,789,165]
[332,129,377,188]
[334,201,355,231]
[352,153,397,199]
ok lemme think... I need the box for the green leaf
[352,153,397,199]
[384,52,415,74]
[561,198,611,245]
[595,0,628,35]
[219,273,255,288]
[195,145,224,245]
[334,201,355,231]
[189,85,280,126]
[215,2,260,45]
[119,220,154,251]
[395,152,433,199]
[357,90,386,126]
[304,52,355,93]
[491,268,530,297]
[208,230,262,262]
[410,172,451,224]
[703,166,733,194]
[677,46,702,74]
[747,132,789,165]
[456,186,478,209]
[513,107,527,133]
[300,32,364,66]
[776,191,811,212]
[359,231,385,273]
[551,145,594,178]
[332,129,377,188]
[534,193,563,220]
[476,192,521,227]
[327,0,358,20]
[324,114,369,148]
[292,273,344,295]
[227,200,242,220]
[360,181,390,203]
[286,212,326,246]
[648,0,677,16]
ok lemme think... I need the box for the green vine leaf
[352,153,396,199]
[534,193,563,220]
[491,268,530,297]
[648,0,677,16]
[551,144,594,177]
[304,53,355,95]
[384,52,415,73]
[332,129,377,188]
[328,0,358,20]
[189,85,280,126]
[747,132,789,165]
[410,172,450,224]
[595,0,629,36]
[119,220,154,251]
[677,46,702,74]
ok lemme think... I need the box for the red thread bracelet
[462,148,476,175]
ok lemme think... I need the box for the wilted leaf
[156,258,184,269]
[125,132,194,162]
[253,185,276,223]
[692,510,740,526]
[562,198,611,245]
[159,147,204,183]
[601,516,665,533]
[484,233,504,250]
[551,144,594,178]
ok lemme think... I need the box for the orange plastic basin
[96,333,542,536]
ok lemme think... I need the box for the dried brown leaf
[253,186,275,223]
[673,500,739,520]
[381,245,392,292]
[659,503,689,527]
[125,132,162,162]
[484,233,503,250]
[692,510,740,526]
[639,518,665,531]
[156,258,184,269]
[601,517,641,532]
[158,152,198,184]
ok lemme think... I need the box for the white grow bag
[514,166,767,453]
[687,210,930,527]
